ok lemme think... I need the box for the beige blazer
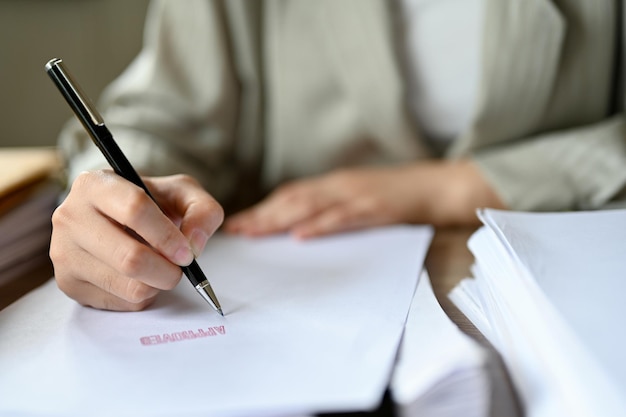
[58,0,626,213]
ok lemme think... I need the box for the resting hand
[223,160,504,238]
[50,171,223,311]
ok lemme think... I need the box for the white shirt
[400,0,485,148]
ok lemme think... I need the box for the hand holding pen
[46,58,225,314]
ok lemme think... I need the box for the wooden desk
[426,227,480,336]
[0,227,523,417]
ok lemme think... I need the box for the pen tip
[217,308,224,316]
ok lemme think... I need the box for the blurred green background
[0,0,150,148]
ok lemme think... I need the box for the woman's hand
[223,159,505,239]
[49,171,224,311]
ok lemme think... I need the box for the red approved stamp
[140,326,226,345]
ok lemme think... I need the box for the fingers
[54,249,162,311]
[82,173,195,267]
[292,198,390,239]
[72,282,159,312]
[223,181,333,236]
[223,168,409,239]
[224,187,392,240]
[64,201,184,290]
[50,170,224,311]
[227,197,388,240]
[50,228,172,311]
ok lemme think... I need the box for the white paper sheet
[0,225,433,417]
[391,270,488,417]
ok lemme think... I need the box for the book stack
[0,147,61,286]
[450,208,626,417]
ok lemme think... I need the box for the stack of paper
[0,147,61,285]
[450,208,626,417]
[391,271,489,417]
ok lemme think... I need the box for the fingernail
[190,229,209,257]
[174,246,194,266]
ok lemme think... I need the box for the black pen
[45,58,223,316]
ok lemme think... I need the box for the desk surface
[0,227,522,417]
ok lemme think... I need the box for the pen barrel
[183,260,208,287]
[90,124,152,197]
[45,59,151,198]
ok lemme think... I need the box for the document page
[0,225,432,417]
